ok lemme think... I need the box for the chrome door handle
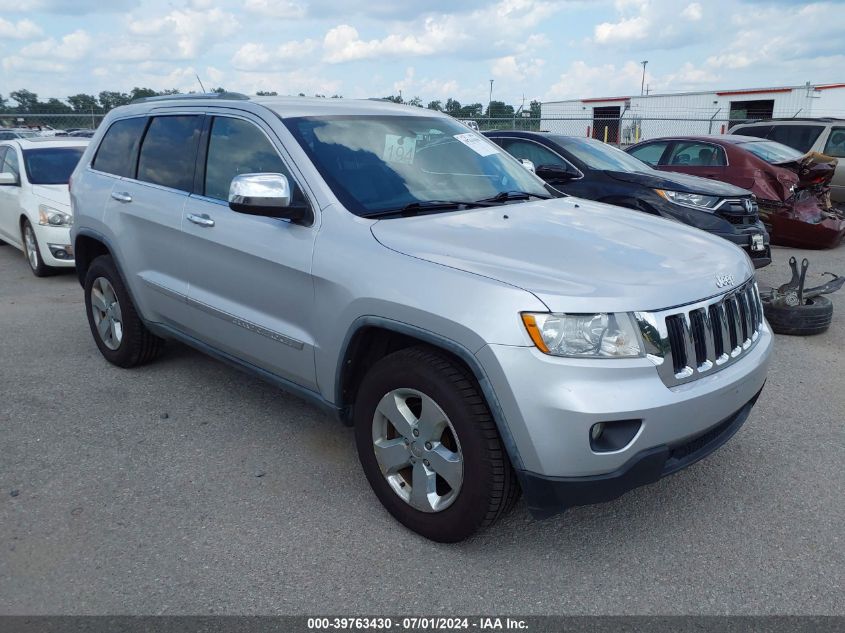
[187,213,215,228]
[111,191,132,203]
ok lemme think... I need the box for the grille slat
[641,279,765,387]
[708,304,724,359]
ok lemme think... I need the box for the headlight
[38,205,73,227]
[521,312,644,358]
[655,189,719,210]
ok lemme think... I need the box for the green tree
[407,96,423,107]
[10,89,39,111]
[98,91,131,111]
[485,100,514,118]
[42,98,72,114]
[129,87,158,101]
[444,98,461,115]
[67,93,100,113]
[256,91,278,96]
[426,100,442,111]
[0,94,7,113]
[530,99,541,118]
[211,87,227,94]
[459,103,483,118]
[382,95,403,103]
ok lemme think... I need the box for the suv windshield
[739,140,804,164]
[23,147,85,185]
[284,115,549,216]
[557,137,651,173]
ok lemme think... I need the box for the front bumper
[714,224,771,268]
[476,321,771,514]
[34,223,74,267]
[518,388,761,518]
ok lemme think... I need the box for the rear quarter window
[767,125,824,154]
[92,117,147,177]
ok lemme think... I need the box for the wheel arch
[335,316,525,471]
[73,229,113,286]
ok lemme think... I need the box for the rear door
[95,113,202,328]
[180,112,319,390]
[659,140,729,181]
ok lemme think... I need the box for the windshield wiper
[475,190,551,204]
[361,200,494,219]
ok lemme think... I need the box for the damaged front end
[755,152,845,249]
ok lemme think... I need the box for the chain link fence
[1,113,106,133]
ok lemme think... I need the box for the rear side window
[767,125,823,153]
[822,127,845,158]
[92,117,147,177]
[628,141,669,166]
[731,125,770,139]
[665,142,726,166]
[204,116,292,201]
[497,139,569,169]
[137,116,202,191]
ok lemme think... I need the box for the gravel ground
[0,243,842,615]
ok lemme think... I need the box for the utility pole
[640,61,648,96]
[488,79,494,118]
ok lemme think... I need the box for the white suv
[0,137,88,276]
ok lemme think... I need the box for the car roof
[108,94,448,121]
[731,118,844,125]
[1,137,90,149]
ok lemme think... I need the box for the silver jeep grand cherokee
[70,94,771,542]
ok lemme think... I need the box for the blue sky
[2,0,844,106]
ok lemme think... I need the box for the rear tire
[84,255,165,367]
[353,346,519,542]
[762,295,833,336]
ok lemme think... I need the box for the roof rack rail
[130,92,251,104]
[752,117,845,123]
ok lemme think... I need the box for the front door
[0,146,23,246]
[181,114,319,391]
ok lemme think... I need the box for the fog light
[589,419,642,453]
[47,244,74,260]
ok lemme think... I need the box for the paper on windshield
[454,132,498,157]
[383,134,417,164]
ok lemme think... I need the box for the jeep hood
[371,197,753,313]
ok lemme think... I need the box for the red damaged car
[627,135,845,249]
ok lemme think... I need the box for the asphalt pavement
[0,243,842,615]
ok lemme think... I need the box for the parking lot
[0,243,842,615]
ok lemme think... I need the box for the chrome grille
[634,279,765,387]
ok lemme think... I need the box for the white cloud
[491,55,545,81]
[0,18,43,40]
[546,60,647,100]
[244,0,306,19]
[128,7,238,59]
[594,15,649,44]
[681,3,703,21]
[323,23,459,63]
[232,40,318,70]
[18,30,92,61]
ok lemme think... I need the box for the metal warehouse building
[541,82,845,144]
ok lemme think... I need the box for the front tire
[84,255,164,367]
[354,346,519,542]
[22,219,56,277]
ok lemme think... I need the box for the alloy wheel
[371,388,464,513]
[90,277,123,350]
[24,225,39,271]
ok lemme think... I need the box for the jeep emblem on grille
[715,273,735,288]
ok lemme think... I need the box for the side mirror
[519,158,536,173]
[0,172,18,186]
[535,164,578,182]
[228,173,311,224]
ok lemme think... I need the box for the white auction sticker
[383,134,417,164]
[453,132,498,157]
